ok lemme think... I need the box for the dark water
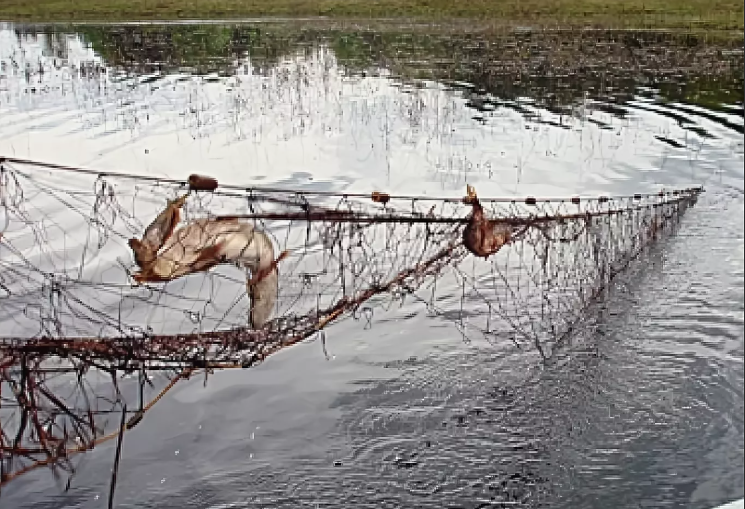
[0,21,743,509]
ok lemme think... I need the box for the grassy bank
[0,0,743,32]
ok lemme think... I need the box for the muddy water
[0,22,743,509]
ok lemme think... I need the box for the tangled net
[0,155,702,494]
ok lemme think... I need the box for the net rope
[0,155,702,491]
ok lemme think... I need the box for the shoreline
[0,0,742,34]
[2,18,742,45]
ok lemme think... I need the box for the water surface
[0,21,743,509]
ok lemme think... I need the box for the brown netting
[0,155,702,494]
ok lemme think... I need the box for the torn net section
[0,156,701,490]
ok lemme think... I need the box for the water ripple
[0,22,742,509]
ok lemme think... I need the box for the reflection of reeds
[2,25,740,197]
[5,23,740,116]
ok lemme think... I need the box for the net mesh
[0,155,702,491]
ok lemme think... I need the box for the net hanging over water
[0,155,702,492]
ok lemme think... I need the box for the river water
[0,22,743,509]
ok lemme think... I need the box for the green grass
[0,0,743,32]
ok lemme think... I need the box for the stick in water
[108,403,127,509]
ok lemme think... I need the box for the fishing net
[0,155,702,492]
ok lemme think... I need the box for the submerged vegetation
[18,22,741,119]
[0,0,743,33]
